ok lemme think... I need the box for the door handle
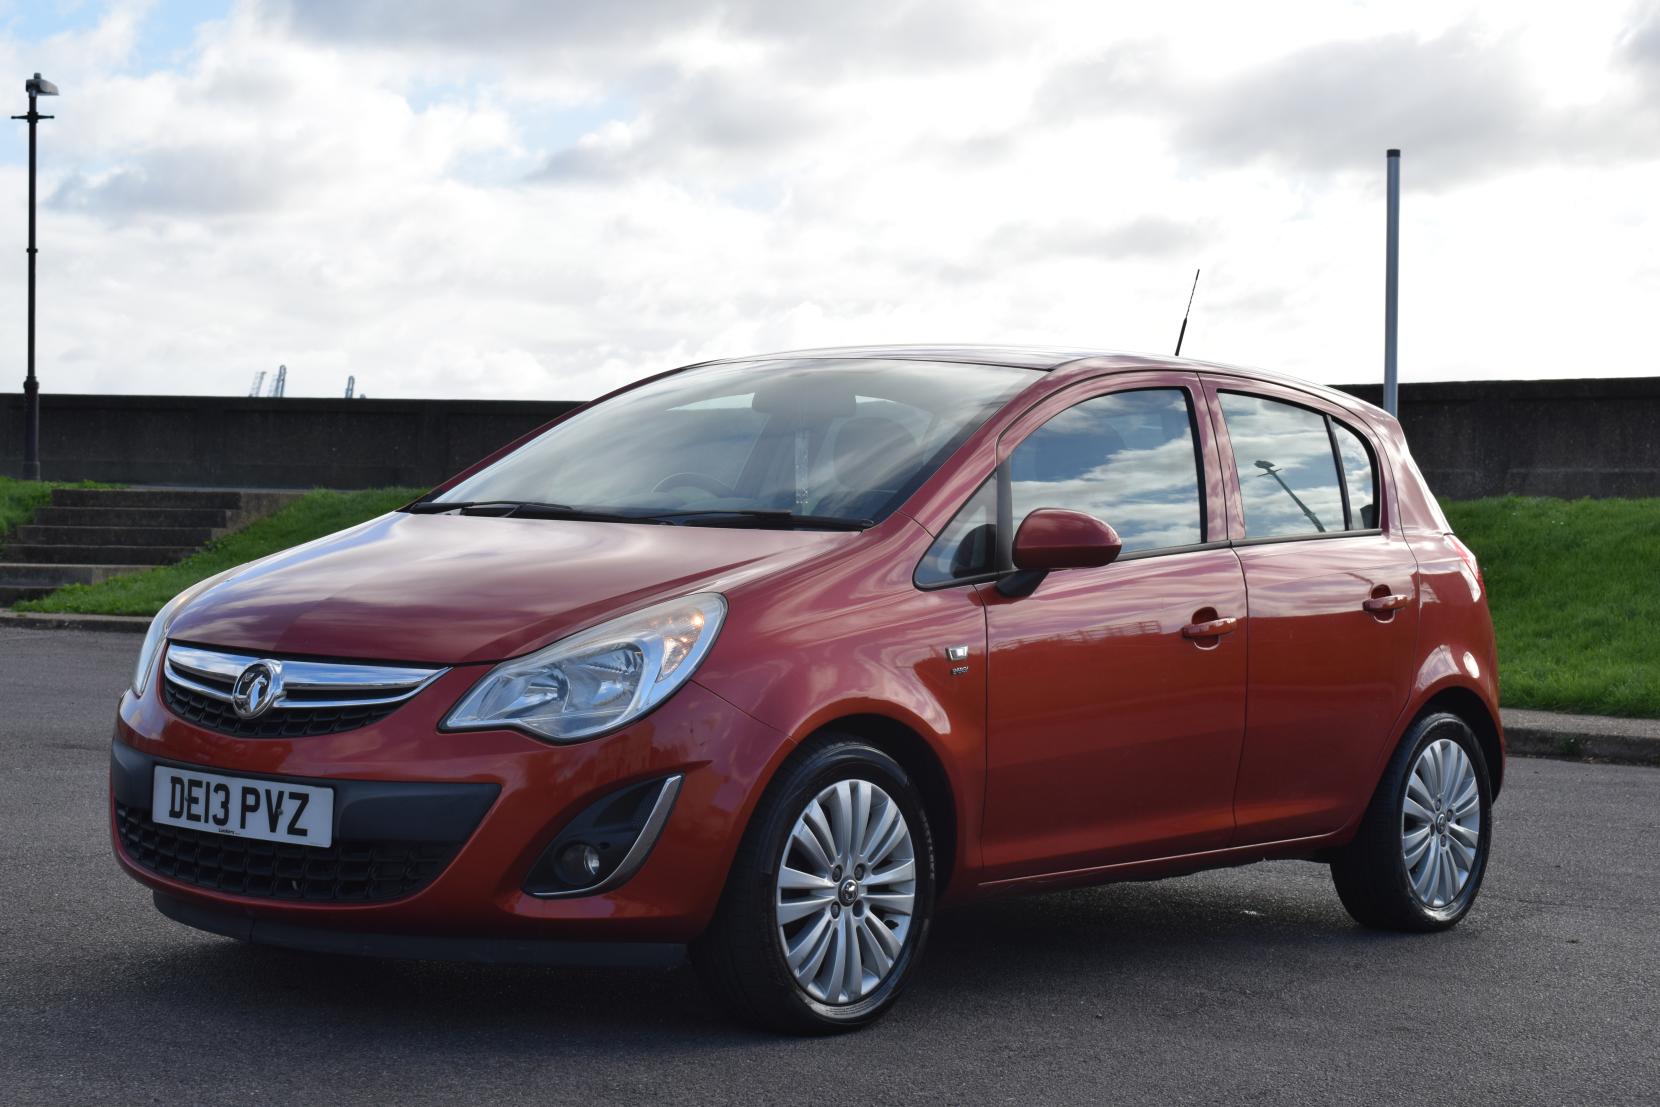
[1363,593,1410,614]
[1181,616,1239,639]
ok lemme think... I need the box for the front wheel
[1331,712,1494,931]
[692,738,935,1033]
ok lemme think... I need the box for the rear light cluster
[1447,534,1483,586]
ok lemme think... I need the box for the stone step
[50,488,248,510]
[1,543,182,566]
[32,506,234,528]
[13,524,220,547]
[0,583,55,605]
[0,563,140,587]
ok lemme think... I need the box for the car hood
[165,511,847,664]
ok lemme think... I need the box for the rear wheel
[692,738,935,1033]
[1331,712,1494,931]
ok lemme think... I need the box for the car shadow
[55,862,1459,1058]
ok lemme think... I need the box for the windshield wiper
[407,500,868,530]
[405,500,671,524]
[636,509,873,531]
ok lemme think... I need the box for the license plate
[151,766,334,848]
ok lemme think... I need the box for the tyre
[692,737,936,1033]
[1331,711,1494,931]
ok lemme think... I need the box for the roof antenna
[1174,268,1200,356]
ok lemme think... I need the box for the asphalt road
[3,627,1657,1106]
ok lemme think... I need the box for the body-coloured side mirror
[1012,508,1122,570]
[998,509,1122,596]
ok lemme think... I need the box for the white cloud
[0,0,1655,402]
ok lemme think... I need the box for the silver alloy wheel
[774,778,917,1005]
[1401,738,1482,909]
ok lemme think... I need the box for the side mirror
[998,509,1122,597]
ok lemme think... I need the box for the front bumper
[111,661,794,946]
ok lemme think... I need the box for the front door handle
[1363,593,1410,614]
[1181,616,1239,639]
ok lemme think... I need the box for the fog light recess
[524,775,683,897]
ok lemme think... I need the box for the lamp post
[12,73,56,481]
[1254,459,1328,533]
[1383,148,1400,418]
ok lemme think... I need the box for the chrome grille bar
[164,644,446,710]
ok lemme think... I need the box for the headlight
[130,568,243,696]
[444,592,728,743]
[132,591,189,696]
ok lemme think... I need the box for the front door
[979,375,1248,881]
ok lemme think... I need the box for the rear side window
[1008,388,1205,554]
[1219,393,1346,539]
[1333,421,1380,529]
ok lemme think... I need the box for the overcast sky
[0,0,1656,400]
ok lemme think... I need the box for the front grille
[160,643,444,739]
[116,802,456,903]
[164,681,402,738]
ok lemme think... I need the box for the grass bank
[1445,497,1660,719]
[16,487,421,617]
[13,487,1658,718]
[0,477,119,539]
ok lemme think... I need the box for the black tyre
[692,736,936,1033]
[1331,711,1494,931]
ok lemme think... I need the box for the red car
[112,347,1501,1032]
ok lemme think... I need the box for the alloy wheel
[1401,738,1482,908]
[774,778,916,1004]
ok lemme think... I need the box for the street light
[12,73,57,481]
[1254,459,1327,533]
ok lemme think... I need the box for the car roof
[709,344,1384,419]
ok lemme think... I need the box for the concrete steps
[0,488,299,606]
[31,506,234,528]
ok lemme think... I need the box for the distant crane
[271,364,287,398]
[344,375,355,399]
[248,369,267,397]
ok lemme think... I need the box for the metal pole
[1384,148,1400,418]
[12,75,54,481]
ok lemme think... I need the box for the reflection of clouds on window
[1333,422,1378,529]
[1220,393,1345,539]
[1009,389,1203,553]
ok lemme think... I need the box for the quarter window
[1333,421,1380,530]
[915,478,997,587]
[1008,389,1205,554]
[1218,392,1350,539]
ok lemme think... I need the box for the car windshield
[425,358,1035,527]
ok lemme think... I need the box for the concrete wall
[1333,377,1660,500]
[0,394,579,489]
[3,377,1658,498]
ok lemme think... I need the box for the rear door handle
[1181,616,1239,639]
[1363,594,1410,614]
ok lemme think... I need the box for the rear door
[978,373,1249,880]
[1204,379,1421,843]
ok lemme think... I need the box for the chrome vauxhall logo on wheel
[231,660,283,720]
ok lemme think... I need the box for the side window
[1219,392,1346,538]
[1008,389,1205,554]
[1333,421,1379,529]
[915,478,997,587]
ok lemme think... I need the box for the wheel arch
[1417,685,1505,797]
[797,713,962,897]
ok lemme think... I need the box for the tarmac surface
[3,627,1657,1105]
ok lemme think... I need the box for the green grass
[0,477,120,540]
[1445,497,1660,719]
[16,487,422,617]
[13,485,1659,718]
